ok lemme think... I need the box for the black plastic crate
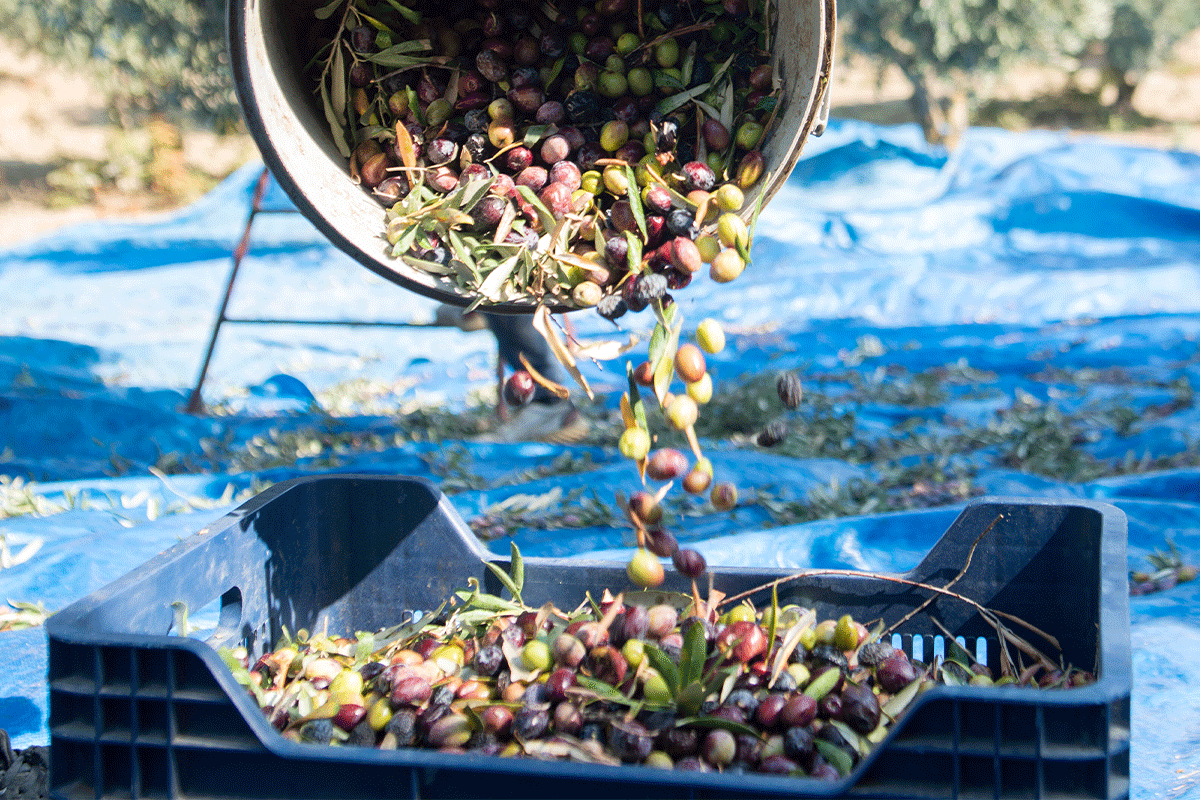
[45,475,1131,799]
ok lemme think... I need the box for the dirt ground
[1,31,1198,250]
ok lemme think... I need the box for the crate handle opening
[168,586,244,649]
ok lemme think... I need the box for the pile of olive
[226,572,1088,780]
[314,0,777,310]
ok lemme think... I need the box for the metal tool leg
[184,167,494,415]
[185,168,272,414]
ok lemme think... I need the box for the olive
[549,160,582,190]
[627,548,666,588]
[505,146,534,173]
[536,101,566,124]
[710,481,738,511]
[672,547,706,578]
[503,371,535,406]
[608,719,653,762]
[646,448,688,481]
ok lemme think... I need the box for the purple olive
[515,166,549,192]
[504,371,536,406]
[548,160,582,191]
[505,146,535,172]
[540,134,572,165]
[539,182,573,217]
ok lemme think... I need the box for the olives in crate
[229,535,1094,781]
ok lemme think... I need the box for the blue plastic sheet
[2,120,1199,798]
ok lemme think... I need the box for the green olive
[736,120,765,150]
[654,38,680,68]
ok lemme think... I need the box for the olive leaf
[360,123,392,141]
[485,560,525,606]
[944,635,975,672]
[681,40,696,87]
[625,362,649,432]
[752,95,778,115]
[331,42,345,128]
[456,588,522,614]
[828,720,871,757]
[651,315,681,405]
[502,636,542,682]
[624,230,643,274]
[642,643,680,699]
[544,57,566,89]
[320,78,351,159]
[433,208,474,228]
[352,631,375,667]
[655,83,712,117]
[593,223,607,255]
[474,253,520,302]
[768,609,816,688]
[572,335,641,361]
[941,659,974,686]
[624,166,648,241]
[518,353,571,400]
[516,248,536,291]
[451,259,478,285]
[815,738,855,776]
[405,86,423,125]
[765,583,779,663]
[679,617,707,689]
[515,185,558,234]
[401,255,456,275]
[573,675,639,707]
[708,51,737,93]
[380,0,422,24]
[220,655,267,705]
[170,601,196,636]
[457,176,496,213]
[620,393,636,430]
[692,98,721,122]
[674,716,760,738]
[313,0,345,20]
[747,176,769,238]
[393,121,418,171]
[733,235,753,267]
[718,666,740,703]
[446,229,476,270]
[509,541,525,597]
[655,71,685,92]
[880,678,923,721]
[720,80,735,136]
[523,124,556,147]
[356,11,392,31]
[368,40,431,63]
[387,223,418,253]
[532,305,594,400]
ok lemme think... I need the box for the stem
[883,514,1001,636]
[716,565,1058,665]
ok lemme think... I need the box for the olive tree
[838,0,1197,144]
[0,0,239,128]
[1099,0,1200,109]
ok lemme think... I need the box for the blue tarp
[1,119,1199,797]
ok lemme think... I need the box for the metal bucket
[228,0,836,312]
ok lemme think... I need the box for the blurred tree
[1097,0,1200,111]
[838,0,1197,144]
[0,0,239,129]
